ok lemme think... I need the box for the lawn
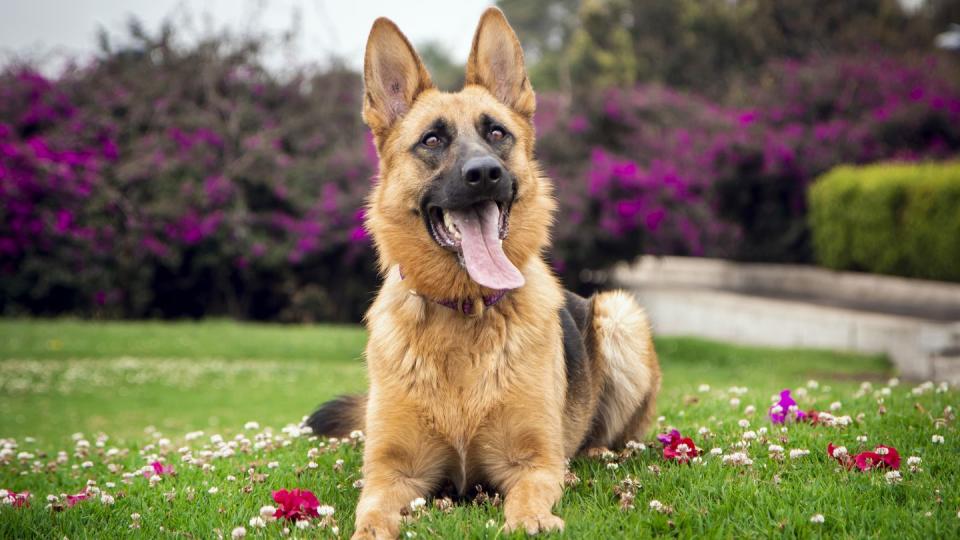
[0,319,956,538]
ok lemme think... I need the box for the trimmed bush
[809,162,960,282]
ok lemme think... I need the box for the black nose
[462,156,503,189]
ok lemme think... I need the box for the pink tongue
[449,201,525,290]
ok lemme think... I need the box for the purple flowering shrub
[538,54,960,289]
[2,40,959,319]
[0,36,377,321]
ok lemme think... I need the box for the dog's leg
[476,406,566,535]
[352,403,450,540]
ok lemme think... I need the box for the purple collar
[398,267,509,316]
[433,290,508,316]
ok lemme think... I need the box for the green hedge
[809,162,960,282]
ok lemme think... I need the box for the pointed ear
[362,17,434,138]
[465,7,535,119]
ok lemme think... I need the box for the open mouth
[422,200,524,290]
[426,201,510,251]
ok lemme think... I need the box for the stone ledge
[613,257,960,382]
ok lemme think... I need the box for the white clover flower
[810,514,825,523]
[244,421,260,430]
[296,520,310,530]
[350,430,365,440]
[744,405,756,415]
[698,384,711,393]
[730,398,741,407]
[722,452,753,466]
[248,516,266,529]
[795,387,808,397]
[626,440,646,451]
[231,526,247,539]
[697,427,711,436]
[259,505,277,521]
[332,526,340,535]
[768,444,784,454]
[738,419,750,428]
[758,427,768,436]
[884,470,902,484]
[149,474,162,486]
[606,462,619,470]
[267,461,279,469]
[742,431,757,441]
[210,434,223,444]
[208,487,219,495]
[649,500,664,511]
[876,447,889,456]
[829,402,842,412]
[907,456,922,466]
[831,446,848,458]
[185,431,204,441]
[789,449,810,459]
[932,434,945,444]
[410,497,426,511]
[405,532,416,538]
[318,505,335,517]
[81,461,93,469]
[770,405,783,415]
[856,435,868,443]
[710,447,723,456]
[100,494,115,505]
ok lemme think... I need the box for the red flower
[272,489,320,521]
[827,443,853,468]
[830,443,900,471]
[805,410,822,425]
[854,445,900,471]
[659,430,699,463]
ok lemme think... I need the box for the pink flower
[2,489,30,508]
[272,489,320,521]
[658,430,700,463]
[143,461,174,478]
[66,490,91,507]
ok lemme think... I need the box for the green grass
[1,319,957,538]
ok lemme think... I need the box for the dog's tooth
[442,210,460,238]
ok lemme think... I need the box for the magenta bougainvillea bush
[0,36,378,321]
[2,35,959,319]
[537,54,960,288]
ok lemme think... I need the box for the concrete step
[613,257,960,383]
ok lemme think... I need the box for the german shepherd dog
[307,8,661,538]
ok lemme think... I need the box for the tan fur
[348,8,660,539]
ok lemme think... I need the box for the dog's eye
[487,127,506,143]
[421,133,441,148]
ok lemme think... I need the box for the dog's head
[362,8,555,300]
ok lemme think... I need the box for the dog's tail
[305,394,367,438]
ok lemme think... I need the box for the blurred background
[0,0,958,323]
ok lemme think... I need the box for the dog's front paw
[504,513,565,535]
[351,518,397,540]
